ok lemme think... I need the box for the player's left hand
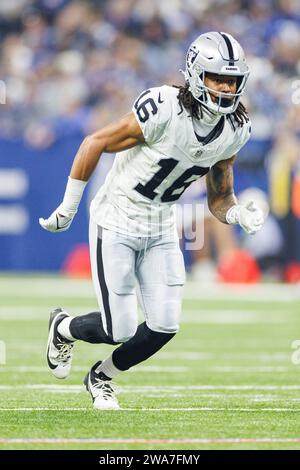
[226,200,264,235]
[39,204,74,233]
[239,200,264,235]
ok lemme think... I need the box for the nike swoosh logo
[158,92,164,104]
[89,375,98,399]
[47,312,66,370]
[47,352,58,370]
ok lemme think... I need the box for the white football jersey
[90,85,251,237]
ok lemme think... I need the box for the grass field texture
[0,276,300,450]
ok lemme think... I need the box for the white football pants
[89,218,185,343]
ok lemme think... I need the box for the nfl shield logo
[194,149,203,159]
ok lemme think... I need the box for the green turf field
[0,276,300,450]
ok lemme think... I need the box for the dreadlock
[173,84,249,127]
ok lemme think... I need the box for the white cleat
[46,308,74,379]
[84,361,120,410]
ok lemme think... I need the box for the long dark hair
[174,84,249,127]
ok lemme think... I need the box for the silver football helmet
[182,31,250,115]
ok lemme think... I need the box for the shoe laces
[56,341,73,363]
[93,378,117,401]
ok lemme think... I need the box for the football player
[40,32,264,410]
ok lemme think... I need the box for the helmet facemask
[192,69,249,115]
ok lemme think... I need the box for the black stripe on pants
[96,235,113,337]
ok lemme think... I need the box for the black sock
[69,312,120,345]
[112,322,175,371]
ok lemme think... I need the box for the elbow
[82,135,105,154]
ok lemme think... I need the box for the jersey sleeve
[132,86,172,145]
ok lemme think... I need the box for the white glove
[226,200,264,235]
[39,204,75,232]
[39,177,87,233]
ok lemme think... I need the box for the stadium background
[1,0,300,281]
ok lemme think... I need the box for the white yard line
[0,278,299,301]
[0,407,299,412]
[0,306,286,324]
[0,408,90,411]
[1,384,300,391]
[183,282,300,302]
[160,352,290,361]
[0,366,188,373]
[211,366,290,373]
[0,385,298,400]
[182,310,284,324]
[0,437,300,444]
[0,365,293,373]
[0,350,291,361]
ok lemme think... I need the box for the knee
[70,312,105,344]
[146,308,180,334]
[146,321,179,335]
[146,298,181,334]
[113,324,137,343]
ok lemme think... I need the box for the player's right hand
[39,204,74,233]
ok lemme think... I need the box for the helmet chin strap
[203,83,241,113]
[211,93,234,109]
[220,97,234,107]
[202,90,226,115]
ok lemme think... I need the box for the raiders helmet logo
[187,45,199,69]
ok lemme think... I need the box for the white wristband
[61,177,87,216]
[226,205,240,225]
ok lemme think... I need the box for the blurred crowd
[0,0,299,141]
[1,0,300,279]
